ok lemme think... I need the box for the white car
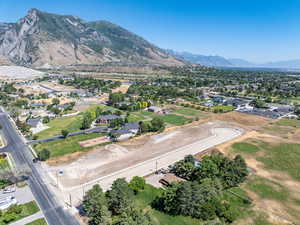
[0,196,17,210]
[2,186,16,194]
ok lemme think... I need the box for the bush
[37,149,50,161]
[129,176,146,194]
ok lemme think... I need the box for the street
[0,108,80,225]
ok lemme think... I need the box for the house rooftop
[27,117,42,128]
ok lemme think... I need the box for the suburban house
[110,128,133,141]
[96,115,121,124]
[26,117,44,134]
[122,122,140,134]
[225,98,249,107]
[110,122,140,141]
[148,106,162,113]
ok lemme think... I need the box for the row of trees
[139,117,165,133]
[172,154,248,189]
[82,177,149,225]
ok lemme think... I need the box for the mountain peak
[0,9,184,67]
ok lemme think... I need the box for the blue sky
[0,0,298,63]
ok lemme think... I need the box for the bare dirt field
[78,136,109,147]
[0,66,44,80]
[44,121,243,204]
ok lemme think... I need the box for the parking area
[1,185,35,204]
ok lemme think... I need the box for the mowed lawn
[35,133,107,158]
[0,201,40,224]
[25,218,47,225]
[160,114,192,126]
[173,107,204,117]
[36,114,83,139]
[137,111,192,126]
[35,104,113,139]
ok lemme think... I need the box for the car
[2,186,16,194]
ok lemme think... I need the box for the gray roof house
[148,106,162,113]
[96,115,121,123]
[27,117,42,128]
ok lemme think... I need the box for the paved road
[0,108,80,225]
[62,126,242,204]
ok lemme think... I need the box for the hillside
[0,9,184,68]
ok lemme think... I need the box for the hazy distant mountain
[166,50,233,67]
[227,58,256,67]
[261,60,300,69]
[0,9,184,67]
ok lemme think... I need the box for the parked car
[2,185,16,194]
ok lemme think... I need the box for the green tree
[129,176,146,194]
[38,149,51,161]
[52,98,60,105]
[61,129,69,138]
[150,117,165,132]
[109,92,125,104]
[82,112,93,129]
[95,107,103,118]
[83,184,112,225]
[106,178,134,215]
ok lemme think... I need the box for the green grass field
[36,114,83,139]
[232,142,260,154]
[160,114,192,126]
[256,142,300,181]
[173,107,203,116]
[35,133,107,158]
[127,112,147,122]
[135,111,192,126]
[274,118,300,128]
[212,105,235,112]
[0,201,40,224]
[35,104,115,139]
[25,218,47,225]
[246,177,289,202]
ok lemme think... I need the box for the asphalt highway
[0,109,80,225]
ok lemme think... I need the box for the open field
[35,132,106,158]
[216,118,300,225]
[35,114,83,139]
[0,66,44,80]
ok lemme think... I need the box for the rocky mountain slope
[0,9,184,67]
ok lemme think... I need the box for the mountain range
[167,50,300,69]
[0,9,184,67]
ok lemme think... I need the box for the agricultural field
[35,132,108,158]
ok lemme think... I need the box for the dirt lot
[79,136,109,147]
[45,121,242,193]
